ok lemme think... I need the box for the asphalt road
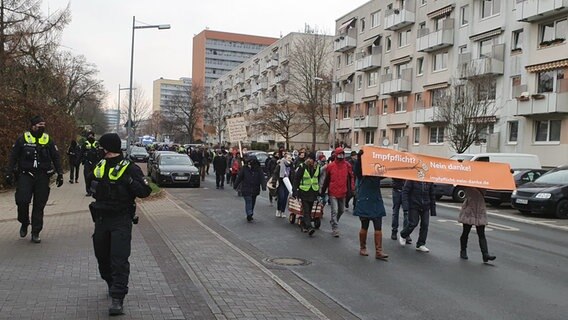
[163,174,568,320]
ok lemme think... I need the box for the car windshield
[450,154,474,161]
[534,169,568,185]
[131,147,147,154]
[254,153,268,162]
[160,156,193,166]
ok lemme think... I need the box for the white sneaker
[398,234,406,246]
[275,210,281,217]
[416,245,430,253]
[281,212,287,218]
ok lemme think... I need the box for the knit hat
[98,133,122,153]
[307,152,316,160]
[30,115,44,126]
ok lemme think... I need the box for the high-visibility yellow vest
[85,140,98,150]
[24,132,49,145]
[94,159,130,181]
[299,165,320,192]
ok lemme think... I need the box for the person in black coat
[399,180,437,252]
[213,150,228,189]
[234,156,266,222]
[67,140,81,184]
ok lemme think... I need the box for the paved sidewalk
[0,174,358,319]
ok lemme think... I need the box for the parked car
[484,169,549,206]
[244,150,268,174]
[435,153,542,202]
[511,166,568,219]
[151,153,200,187]
[128,146,149,163]
[147,150,176,177]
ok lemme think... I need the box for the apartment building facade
[151,77,192,142]
[334,0,568,167]
[208,32,333,150]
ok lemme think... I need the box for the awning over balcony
[362,95,378,101]
[423,82,449,90]
[427,4,455,19]
[386,123,408,128]
[391,55,412,65]
[337,72,355,82]
[360,35,382,48]
[470,27,504,42]
[336,128,351,133]
[469,116,497,124]
[338,18,357,34]
[526,59,568,73]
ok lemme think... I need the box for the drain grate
[264,257,311,266]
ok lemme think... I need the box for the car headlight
[535,193,551,199]
[512,190,517,196]
[160,171,171,175]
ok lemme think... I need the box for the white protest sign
[226,117,248,142]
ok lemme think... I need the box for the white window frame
[416,57,424,75]
[360,18,366,33]
[395,96,407,113]
[365,130,375,145]
[429,126,445,144]
[512,29,523,51]
[382,98,388,114]
[399,29,411,48]
[481,0,501,19]
[371,10,381,28]
[343,105,351,119]
[507,121,518,144]
[413,127,421,145]
[534,119,561,143]
[368,71,379,87]
[539,18,567,45]
[393,128,406,144]
[460,5,469,26]
[386,36,392,52]
[433,52,448,72]
[357,75,363,90]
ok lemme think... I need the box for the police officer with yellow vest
[292,152,320,237]
[81,131,99,196]
[86,133,151,316]
[6,115,63,243]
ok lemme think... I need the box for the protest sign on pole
[226,117,248,157]
[360,146,515,190]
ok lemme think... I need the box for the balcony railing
[334,31,357,52]
[516,80,568,116]
[414,101,442,124]
[249,66,260,78]
[353,115,379,129]
[516,0,568,22]
[416,19,454,52]
[337,118,353,130]
[385,1,416,31]
[235,74,245,85]
[458,45,505,79]
[275,72,289,83]
[356,46,382,71]
[335,90,354,104]
[380,69,413,95]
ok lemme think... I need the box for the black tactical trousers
[15,172,50,234]
[92,213,132,299]
[83,163,94,193]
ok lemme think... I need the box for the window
[336,56,341,69]
[413,127,421,144]
[429,126,445,144]
[433,52,448,71]
[386,36,392,52]
[357,75,362,90]
[481,0,500,19]
[507,121,518,143]
[539,19,567,45]
[460,5,469,26]
[360,18,366,33]
[512,29,523,51]
[395,96,407,112]
[396,63,410,78]
[368,71,379,87]
[393,128,406,144]
[382,98,388,114]
[537,69,564,93]
[371,11,381,28]
[343,105,351,118]
[476,123,494,143]
[479,38,496,58]
[459,45,468,54]
[534,120,561,142]
[419,22,426,30]
[416,57,424,75]
[511,75,521,98]
[477,79,497,100]
[354,131,359,145]
[431,88,447,106]
[399,29,411,47]
[366,101,376,115]
[435,16,447,31]
[347,52,354,65]
[365,130,375,144]
[421,0,427,5]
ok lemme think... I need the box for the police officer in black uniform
[6,115,63,243]
[81,131,99,196]
[86,133,151,316]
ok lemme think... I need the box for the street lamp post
[117,84,134,134]
[126,16,170,148]
[314,77,337,149]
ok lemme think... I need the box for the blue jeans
[400,208,430,247]
[391,189,408,232]
[277,183,289,212]
[244,195,257,217]
[329,196,345,230]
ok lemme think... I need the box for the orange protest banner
[360,146,516,191]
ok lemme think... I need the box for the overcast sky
[42,0,369,109]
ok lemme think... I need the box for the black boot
[31,233,41,243]
[109,298,124,316]
[390,230,397,241]
[460,235,468,260]
[479,237,496,263]
[20,224,28,238]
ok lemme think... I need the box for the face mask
[336,154,345,160]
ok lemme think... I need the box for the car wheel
[488,200,501,207]
[452,187,466,202]
[555,199,568,219]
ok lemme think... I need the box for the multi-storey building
[152,77,192,142]
[208,32,333,150]
[102,109,120,133]
[334,0,568,167]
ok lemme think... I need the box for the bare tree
[435,75,500,154]
[121,86,151,139]
[287,31,333,151]
[161,83,205,143]
[205,96,230,145]
[142,111,163,140]
[250,100,308,150]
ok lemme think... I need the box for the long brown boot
[359,229,369,256]
[375,231,389,260]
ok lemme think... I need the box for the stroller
[288,197,325,229]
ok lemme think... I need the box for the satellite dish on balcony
[382,138,390,147]
[394,9,400,14]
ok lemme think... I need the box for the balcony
[416,20,454,52]
[380,69,413,95]
[266,59,279,70]
[227,93,238,103]
[275,72,289,83]
[334,33,357,52]
[249,66,260,78]
[458,45,504,79]
[335,92,354,104]
[516,85,568,116]
[353,115,379,129]
[516,0,568,22]
[235,74,245,85]
[223,80,233,91]
[337,118,353,130]
[356,47,382,71]
[384,5,416,31]
[257,79,268,91]
[239,86,251,98]
[414,101,442,124]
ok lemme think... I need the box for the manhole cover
[264,257,311,266]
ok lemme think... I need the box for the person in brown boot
[352,150,388,260]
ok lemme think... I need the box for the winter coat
[234,164,266,197]
[322,159,352,198]
[293,163,321,202]
[402,180,437,216]
[458,187,488,226]
[353,159,386,219]
[213,155,227,173]
[67,144,81,166]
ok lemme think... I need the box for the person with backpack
[234,156,266,222]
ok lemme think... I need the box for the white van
[435,153,541,201]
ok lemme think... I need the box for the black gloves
[5,173,13,186]
[56,174,64,187]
